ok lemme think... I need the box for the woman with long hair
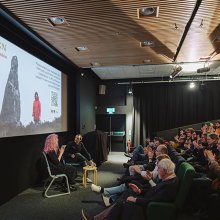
[43,133,77,190]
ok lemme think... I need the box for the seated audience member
[189,139,208,173]
[43,133,77,190]
[64,134,95,166]
[185,128,194,140]
[172,128,186,149]
[90,154,170,206]
[82,158,179,220]
[188,145,220,217]
[201,133,208,147]
[123,144,154,169]
[153,136,164,149]
[201,123,208,134]
[214,121,220,136]
[206,122,215,134]
[204,147,220,220]
[129,144,168,176]
[206,133,218,154]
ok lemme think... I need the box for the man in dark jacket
[82,158,179,220]
[64,134,95,166]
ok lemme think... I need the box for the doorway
[96,114,126,152]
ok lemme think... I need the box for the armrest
[147,202,176,220]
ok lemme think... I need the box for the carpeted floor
[0,152,199,220]
[0,152,128,220]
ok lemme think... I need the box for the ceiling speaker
[99,85,106,95]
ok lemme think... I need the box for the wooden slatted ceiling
[1,0,220,70]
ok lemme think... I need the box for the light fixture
[75,46,89,51]
[128,84,133,94]
[169,65,182,79]
[189,82,195,89]
[197,66,210,73]
[143,59,152,63]
[47,16,69,27]
[137,6,159,18]
[91,62,101,66]
[140,40,154,47]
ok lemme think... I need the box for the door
[96,114,126,152]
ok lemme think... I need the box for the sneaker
[86,177,93,183]
[91,184,101,193]
[124,153,133,158]
[102,194,111,207]
[82,209,92,220]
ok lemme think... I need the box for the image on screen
[0,36,63,138]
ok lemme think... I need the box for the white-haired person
[90,153,170,207]
[82,158,179,220]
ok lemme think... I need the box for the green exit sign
[106,107,115,114]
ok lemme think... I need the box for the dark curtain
[132,81,220,142]
[82,130,108,166]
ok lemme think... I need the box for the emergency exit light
[106,107,115,114]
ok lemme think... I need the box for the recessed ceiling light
[75,46,89,51]
[47,16,69,27]
[189,82,195,89]
[143,59,152,63]
[137,6,159,19]
[140,40,155,47]
[91,62,101,66]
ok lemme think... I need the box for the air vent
[140,40,155,47]
[47,16,69,27]
[137,6,159,19]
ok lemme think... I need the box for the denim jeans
[104,183,128,202]
[75,153,88,166]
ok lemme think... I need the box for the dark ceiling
[1,0,220,81]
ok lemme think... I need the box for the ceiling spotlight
[128,84,133,95]
[169,65,182,79]
[47,16,69,27]
[137,6,159,18]
[189,82,195,89]
[75,46,88,51]
[197,67,210,73]
[143,59,152,63]
[91,62,101,66]
[140,40,155,47]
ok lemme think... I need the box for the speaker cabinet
[99,85,106,95]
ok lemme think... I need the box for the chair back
[174,162,195,211]
[42,152,53,177]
